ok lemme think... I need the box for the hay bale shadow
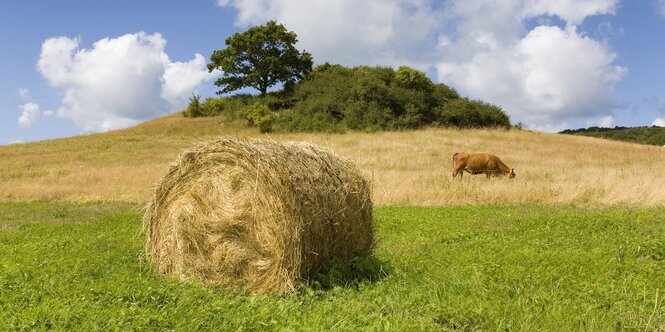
[299,255,391,292]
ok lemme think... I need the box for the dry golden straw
[144,138,374,294]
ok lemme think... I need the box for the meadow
[2,201,664,330]
[2,114,665,329]
[1,114,665,206]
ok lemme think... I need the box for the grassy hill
[1,113,665,206]
[560,125,665,146]
[2,115,665,329]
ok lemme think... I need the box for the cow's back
[465,153,495,170]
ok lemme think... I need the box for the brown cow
[452,152,515,179]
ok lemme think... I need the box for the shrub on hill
[185,64,510,132]
[435,98,510,128]
[182,94,203,117]
[274,64,509,132]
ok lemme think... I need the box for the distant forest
[559,126,665,146]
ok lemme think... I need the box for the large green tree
[208,21,313,96]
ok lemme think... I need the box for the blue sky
[2,0,665,145]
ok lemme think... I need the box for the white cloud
[653,118,665,127]
[529,121,571,133]
[437,1,625,127]
[216,0,439,67]
[587,115,615,128]
[37,32,216,132]
[18,102,41,128]
[37,36,80,87]
[522,0,617,25]
[18,87,31,101]
[217,0,624,129]
[15,88,55,127]
[161,54,211,105]
[440,25,626,125]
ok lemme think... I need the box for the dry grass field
[1,113,664,207]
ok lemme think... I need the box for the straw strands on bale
[144,138,374,294]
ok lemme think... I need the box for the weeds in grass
[302,256,391,292]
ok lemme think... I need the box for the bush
[274,65,438,131]
[432,83,460,101]
[237,102,274,133]
[435,98,510,128]
[394,66,432,92]
[275,65,499,131]
[182,94,203,117]
[199,97,225,116]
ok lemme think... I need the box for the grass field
[2,114,665,329]
[2,201,664,330]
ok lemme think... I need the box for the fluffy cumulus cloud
[436,0,625,128]
[521,0,617,24]
[161,54,212,106]
[18,102,41,128]
[217,0,625,129]
[653,118,665,127]
[18,87,31,100]
[587,115,615,128]
[217,0,438,67]
[36,32,216,132]
[438,24,625,126]
[16,88,53,128]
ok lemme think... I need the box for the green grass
[1,202,664,330]
[0,201,139,230]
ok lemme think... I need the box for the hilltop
[1,114,664,206]
[185,64,510,132]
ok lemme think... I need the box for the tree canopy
[207,21,313,96]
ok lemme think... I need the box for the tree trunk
[259,76,268,96]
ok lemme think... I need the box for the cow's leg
[486,171,491,179]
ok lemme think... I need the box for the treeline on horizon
[183,64,511,133]
[560,126,665,146]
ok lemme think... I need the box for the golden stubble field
[2,114,664,207]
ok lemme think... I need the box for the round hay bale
[144,138,374,294]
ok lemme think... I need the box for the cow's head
[508,168,515,179]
